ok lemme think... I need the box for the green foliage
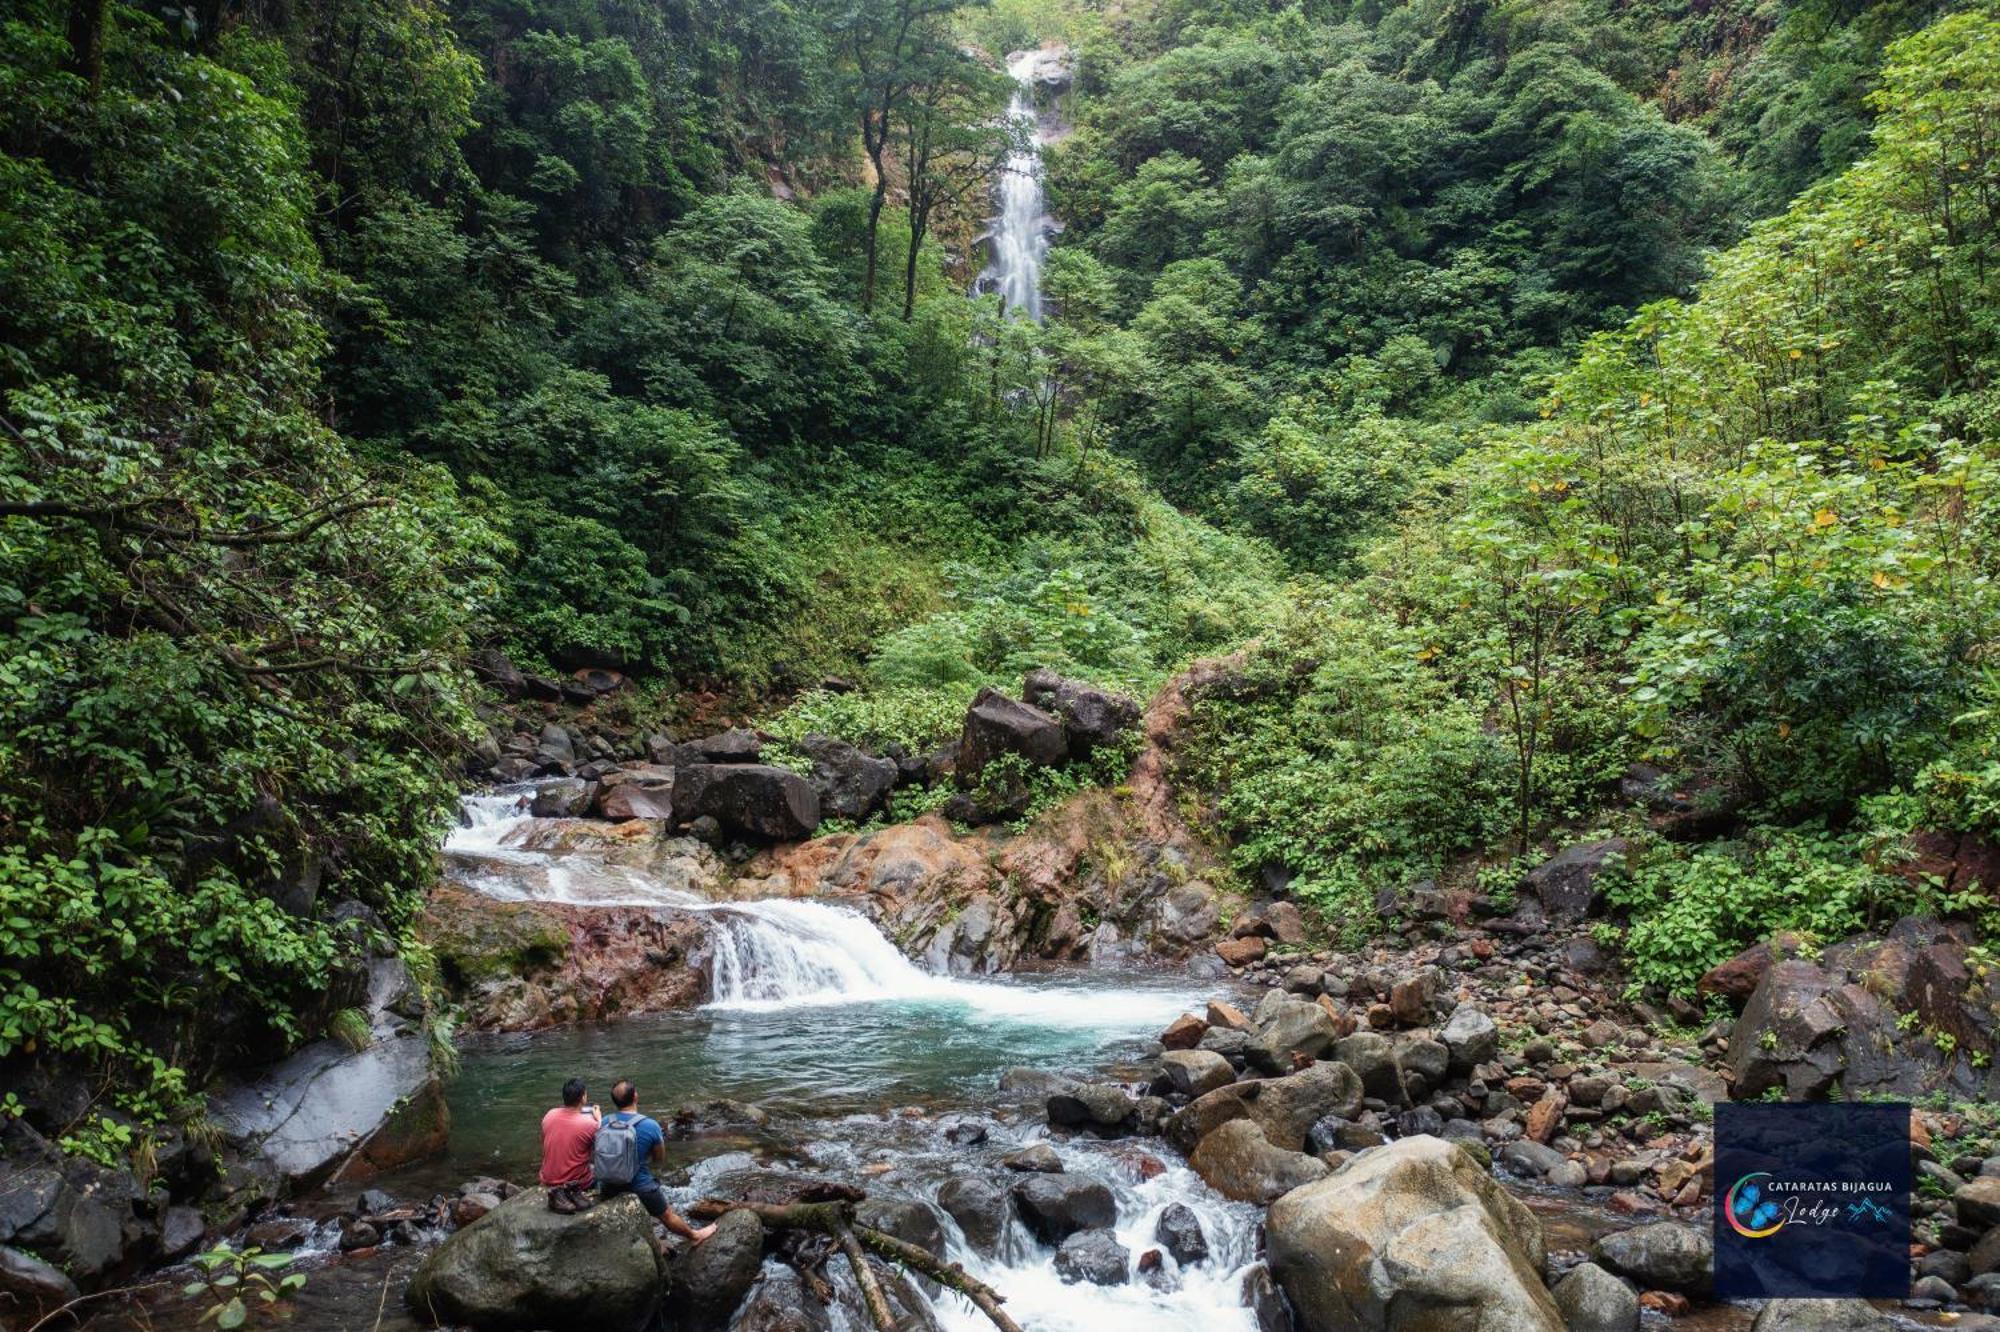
[184,1247,306,1329]
[1605,830,1906,996]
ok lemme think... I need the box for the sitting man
[540,1077,598,1210]
[593,1079,715,1244]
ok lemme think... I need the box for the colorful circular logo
[1726,1171,1786,1238]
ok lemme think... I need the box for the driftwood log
[696,1198,1025,1332]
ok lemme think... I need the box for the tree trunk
[66,0,106,95]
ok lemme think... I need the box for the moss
[423,897,571,987]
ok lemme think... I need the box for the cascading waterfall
[443,786,1263,1330]
[981,50,1052,320]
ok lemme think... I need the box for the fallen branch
[836,1224,898,1332]
[857,1226,1024,1332]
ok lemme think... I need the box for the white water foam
[445,790,1200,1031]
[981,51,1053,319]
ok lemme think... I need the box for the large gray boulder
[406,1189,664,1331]
[1054,1227,1130,1285]
[1012,1174,1115,1243]
[1022,669,1140,759]
[1521,839,1628,925]
[1590,1222,1713,1297]
[1166,1063,1362,1156]
[936,1177,1011,1256]
[674,764,820,841]
[1249,1002,1340,1074]
[1266,1136,1559,1332]
[1190,1121,1329,1204]
[957,687,1066,787]
[666,1207,765,1328]
[1162,1049,1236,1098]
[1551,1262,1638,1332]
[210,1033,443,1189]
[1440,1003,1500,1072]
[798,734,897,821]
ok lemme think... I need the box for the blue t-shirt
[606,1111,664,1190]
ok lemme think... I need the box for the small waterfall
[982,50,1053,319]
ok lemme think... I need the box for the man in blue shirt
[598,1079,714,1244]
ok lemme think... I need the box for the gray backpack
[591,1113,640,1186]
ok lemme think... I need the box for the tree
[897,48,1015,320]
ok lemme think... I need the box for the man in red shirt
[540,1077,599,1189]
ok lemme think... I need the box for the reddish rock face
[1216,936,1268,967]
[421,885,708,1031]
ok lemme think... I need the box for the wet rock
[1521,839,1629,925]
[245,1216,315,1250]
[158,1205,205,1261]
[857,1197,945,1261]
[1162,1050,1236,1098]
[531,778,598,819]
[1440,1003,1500,1072]
[1591,1222,1713,1297]
[1267,1136,1557,1332]
[1054,1227,1130,1286]
[666,1207,765,1328]
[1022,669,1140,760]
[1012,1174,1115,1243]
[1499,1141,1565,1178]
[1241,1261,1295,1332]
[1155,1202,1208,1266]
[1751,1299,1894,1332]
[0,1244,79,1320]
[798,734,897,821]
[210,1033,444,1191]
[1161,1015,1208,1050]
[406,1189,664,1331]
[733,1266,829,1332]
[936,1177,1010,1255]
[935,1114,988,1147]
[1047,1084,1136,1131]
[596,767,675,821]
[533,723,575,771]
[1189,1121,1329,1205]
[340,1220,381,1251]
[674,764,820,841]
[1552,1261,1639,1332]
[1001,1144,1063,1173]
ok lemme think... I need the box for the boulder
[1012,1174,1115,1243]
[1190,1121,1330,1205]
[1521,839,1629,925]
[1551,1262,1638,1332]
[406,1189,664,1331]
[855,1197,945,1261]
[1249,1063,1365,1152]
[1440,1004,1500,1072]
[1590,1222,1713,1297]
[531,778,598,819]
[798,734,897,821]
[596,767,675,821]
[1047,1084,1135,1131]
[1242,1262,1294,1332]
[1725,961,1848,1099]
[0,1244,79,1320]
[1751,1300,1893,1332]
[1022,669,1140,759]
[1249,1002,1339,1074]
[1155,1202,1208,1267]
[666,1207,765,1328]
[956,687,1067,786]
[1217,937,1268,967]
[1162,1050,1236,1099]
[674,764,820,841]
[1266,1136,1558,1332]
[687,729,762,763]
[210,1033,444,1190]
[1054,1228,1129,1286]
[1330,1033,1405,1105]
[936,1177,1011,1255]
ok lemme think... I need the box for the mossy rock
[422,891,571,986]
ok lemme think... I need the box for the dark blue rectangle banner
[1714,1102,1911,1299]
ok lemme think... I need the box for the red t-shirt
[540,1107,598,1187]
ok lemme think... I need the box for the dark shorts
[599,1180,668,1219]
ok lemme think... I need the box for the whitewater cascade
[442,787,1266,1330]
[982,50,1053,319]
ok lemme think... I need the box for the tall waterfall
[983,50,1053,320]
